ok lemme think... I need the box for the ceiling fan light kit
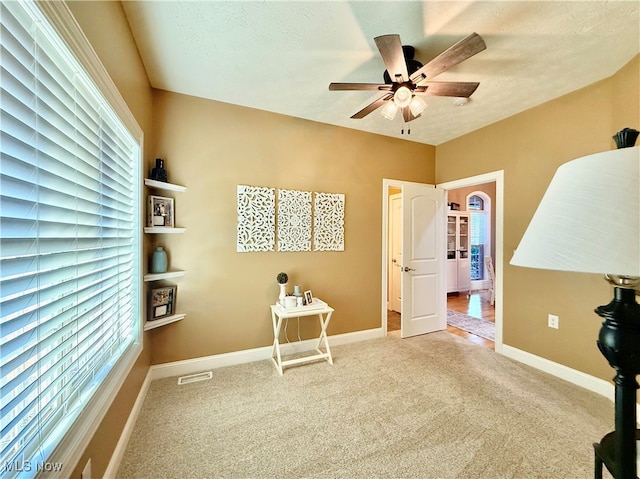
[409,97,428,116]
[380,101,398,120]
[329,32,486,130]
[393,86,413,108]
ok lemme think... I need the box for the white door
[400,183,446,338]
[390,194,402,312]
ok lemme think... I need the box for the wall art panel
[236,185,275,252]
[277,189,311,251]
[314,192,345,251]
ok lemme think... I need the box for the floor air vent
[177,371,213,385]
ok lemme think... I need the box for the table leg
[316,311,333,365]
[271,309,284,375]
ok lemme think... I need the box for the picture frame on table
[304,290,314,305]
[148,283,177,321]
[147,195,174,227]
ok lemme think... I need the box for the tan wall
[148,89,435,364]
[611,54,640,131]
[436,55,640,382]
[66,2,154,478]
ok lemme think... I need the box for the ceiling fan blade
[414,81,480,98]
[350,93,394,119]
[374,34,409,83]
[329,83,392,91]
[410,32,486,83]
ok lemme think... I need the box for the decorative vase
[294,285,302,297]
[150,158,168,182]
[279,283,287,305]
[151,246,168,273]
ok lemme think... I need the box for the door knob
[403,266,415,272]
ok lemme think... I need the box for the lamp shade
[510,146,640,276]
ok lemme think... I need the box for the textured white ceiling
[122,1,640,146]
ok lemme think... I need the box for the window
[468,195,484,210]
[467,193,491,281]
[1,1,141,476]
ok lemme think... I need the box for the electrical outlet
[548,314,559,329]
[81,459,91,479]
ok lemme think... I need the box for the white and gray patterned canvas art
[236,185,275,252]
[313,192,345,251]
[277,189,311,252]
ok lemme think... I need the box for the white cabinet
[447,212,470,293]
[143,179,187,330]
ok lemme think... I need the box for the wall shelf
[144,227,186,234]
[144,178,186,192]
[143,269,186,282]
[144,313,186,331]
[144,176,187,330]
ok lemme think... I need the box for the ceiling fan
[329,33,486,123]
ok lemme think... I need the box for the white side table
[270,299,334,375]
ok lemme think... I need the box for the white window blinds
[0,1,141,475]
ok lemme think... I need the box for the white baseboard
[501,344,614,399]
[103,371,152,479]
[149,327,384,380]
[501,344,640,422]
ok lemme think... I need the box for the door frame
[388,192,402,313]
[439,171,504,353]
[381,172,504,353]
[382,179,399,336]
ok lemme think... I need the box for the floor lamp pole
[596,286,640,479]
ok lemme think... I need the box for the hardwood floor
[447,291,495,323]
[388,290,495,350]
[447,291,495,349]
[388,310,401,331]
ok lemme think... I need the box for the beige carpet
[117,331,614,479]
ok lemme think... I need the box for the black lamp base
[612,128,640,149]
[594,430,640,479]
[594,286,640,479]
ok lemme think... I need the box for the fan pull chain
[401,122,411,135]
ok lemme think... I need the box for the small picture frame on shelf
[304,290,313,305]
[147,195,174,227]
[148,283,177,321]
